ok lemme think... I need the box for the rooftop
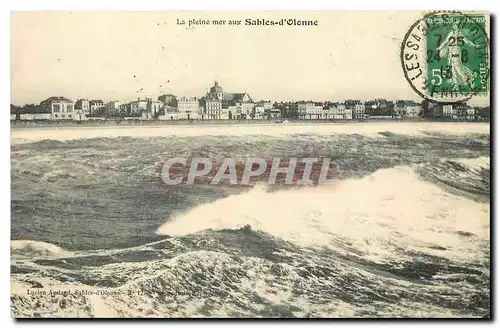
[43,96,73,103]
[224,92,253,102]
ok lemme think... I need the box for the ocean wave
[10,131,491,318]
[11,244,489,318]
[157,164,489,266]
[11,213,490,318]
[417,157,490,202]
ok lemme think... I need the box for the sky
[11,11,489,106]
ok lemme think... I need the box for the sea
[10,122,491,318]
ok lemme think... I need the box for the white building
[442,104,453,116]
[395,101,421,117]
[225,102,256,119]
[298,102,321,119]
[220,107,230,120]
[298,103,309,119]
[451,105,468,120]
[344,108,353,120]
[405,104,422,117]
[255,101,277,119]
[330,104,345,120]
[147,99,162,117]
[75,99,90,115]
[130,98,149,114]
[253,104,266,119]
[354,103,365,118]
[262,102,273,112]
[89,100,105,115]
[241,102,256,118]
[314,105,324,119]
[177,97,200,116]
[205,99,224,119]
[105,101,122,117]
[270,107,281,118]
[226,103,239,120]
[40,96,75,120]
[467,107,475,120]
[323,107,333,119]
[73,99,89,120]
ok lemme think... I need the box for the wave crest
[157,164,489,265]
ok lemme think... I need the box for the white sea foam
[454,156,490,169]
[11,122,490,144]
[11,240,73,259]
[10,246,486,318]
[157,165,489,265]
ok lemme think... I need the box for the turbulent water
[10,124,491,318]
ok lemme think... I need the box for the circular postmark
[401,11,490,103]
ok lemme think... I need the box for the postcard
[10,11,490,318]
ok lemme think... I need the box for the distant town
[10,81,491,123]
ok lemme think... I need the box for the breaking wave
[157,163,489,264]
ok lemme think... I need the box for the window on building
[67,105,73,111]
[54,114,58,118]
[53,104,60,112]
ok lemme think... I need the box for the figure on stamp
[436,23,479,90]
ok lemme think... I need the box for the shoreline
[10,118,490,130]
[11,121,491,144]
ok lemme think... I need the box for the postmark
[401,11,490,103]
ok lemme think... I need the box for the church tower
[209,81,224,100]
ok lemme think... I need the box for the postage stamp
[401,11,490,103]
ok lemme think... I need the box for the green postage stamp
[426,14,489,95]
[401,12,490,103]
